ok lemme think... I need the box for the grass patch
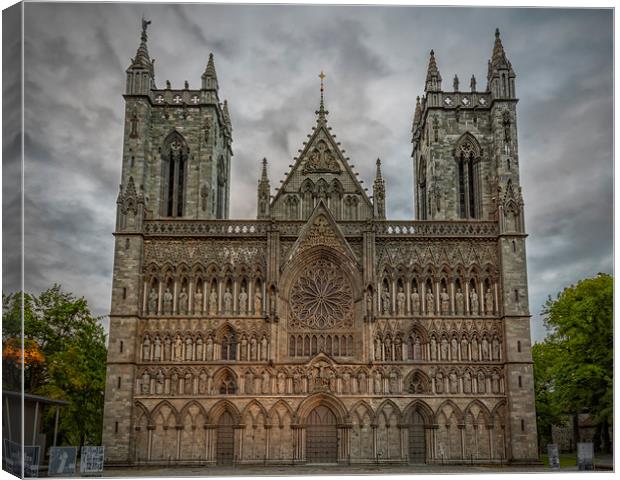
[539,453,577,468]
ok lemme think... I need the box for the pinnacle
[490,27,511,71]
[131,18,152,70]
[375,158,384,181]
[222,100,231,126]
[425,49,441,83]
[203,53,218,79]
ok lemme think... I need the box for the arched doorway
[216,411,234,465]
[306,405,338,463]
[408,409,426,464]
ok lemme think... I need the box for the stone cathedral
[102,22,538,467]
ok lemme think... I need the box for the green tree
[2,285,107,446]
[538,272,613,453]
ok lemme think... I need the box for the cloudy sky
[7,3,612,341]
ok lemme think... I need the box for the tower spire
[424,50,442,92]
[257,157,271,219]
[373,158,386,219]
[126,17,155,94]
[316,70,329,123]
[490,28,511,71]
[202,52,219,92]
[131,17,152,69]
[486,28,516,97]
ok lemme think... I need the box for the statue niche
[302,139,341,174]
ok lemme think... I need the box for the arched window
[219,373,237,394]
[220,327,237,361]
[418,156,427,220]
[216,155,227,218]
[455,134,481,219]
[162,132,188,217]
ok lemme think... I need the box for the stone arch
[208,399,241,425]
[463,399,492,426]
[212,367,238,395]
[376,399,402,425]
[434,399,463,424]
[134,401,152,426]
[403,400,434,426]
[241,399,270,425]
[151,399,180,426]
[454,132,482,158]
[349,400,375,425]
[269,399,296,425]
[179,399,207,421]
[297,392,348,425]
[404,369,432,394]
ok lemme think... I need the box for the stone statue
[342,371,351,394]
[163,288,173,315]
[195,336,203,361]
[388,371,398,394]
[455,288,465,315]
[449,371,458,393]
[396,287,406,316]
[425,288,434,315]
[238,287,248,316]
[206,336,214,360]
[261,370,270,394]
[260,336,268,361]
[381,288,390,315]
[194,287,203,314]
[199,371,208,394]
[374,337,382,361]
[178,287,188,315]
[373,371,382,394]
[451,337,458,360]
[164,336,171,361]
[471,336,479,361]
[245,370,254,394]
[470,288,479,315]
[435,372,444,394]
[440,287,450,315]
[357,371,367,393]
[142,336,150,361]
[153,336,161,361]
[208,288,217,315]
[384,336,392,361]
[463,371,472,393]
[185,336,193,360]
[485,289,494,315]
[148,288,158,315]
[277,372,286,393]
[254,289,262,315]
[411,288,420,315]
[168,371,177,395]
[492,372,500,393]
[240,335,248,361]
[365,291,373,319]
[156,370,164,395]
[293,372,301,394]
[250,336,257,360]
[141,371,150,394]
[223,287,233,315]
[492,337,501,360]
[184,371,193,395]
[174,335,183,361]
[413,336,422,360]
[440,337,449,361]
[482,337,490,360]
[477,371,486,393]
[460,336,469,361]
[430,336,437,360]
[394,336,402,361]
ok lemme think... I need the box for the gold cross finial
[319,71,326,92]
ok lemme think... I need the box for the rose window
[289,259,353,330]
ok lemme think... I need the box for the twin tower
[118,21,524,232]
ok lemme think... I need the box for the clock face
[444,97,453,106]
[461,97,470,106]
[479,97,487,105]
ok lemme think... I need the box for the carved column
[479,280,485,316]
[142,279,148,314]
[176,425,182,460]
[421,282,426,315]
[158,279,164,314]
[188,277,194,316]
[459,424,465,460]
[147,425,154,461]
[464,281,470,316]
[173,278,178,314]
[406,278,412,315]
[450,279,455,316]
[372,424,378,461]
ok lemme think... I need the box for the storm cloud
[13,4,612,341]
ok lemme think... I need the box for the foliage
[2,285,108,446]
[534,273,613,451]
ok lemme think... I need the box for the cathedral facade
[102,22,538,466]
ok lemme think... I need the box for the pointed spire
[201,53,219,92]
[222,99,231,127]
[490,28,511,71]
[131,17,152,69]
[425,50,442,92]
[373,158,386,219]
[412,95,422,130]
[260,157,269,182]
[453,74,459,91]
[470,75,477,92]
[316,70,329,123]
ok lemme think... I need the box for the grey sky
[11,4,612,341]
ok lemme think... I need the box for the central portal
[306,405,338,463]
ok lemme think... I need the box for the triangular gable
[285,200,358,264]
[270,107,373,217]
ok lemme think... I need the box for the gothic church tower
[411,29,536,461]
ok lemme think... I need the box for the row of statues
[377,285,495,317]
[141,333,269,362]
[138,366,503,397]
[146,284,266,316]
[373,333,502,362]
